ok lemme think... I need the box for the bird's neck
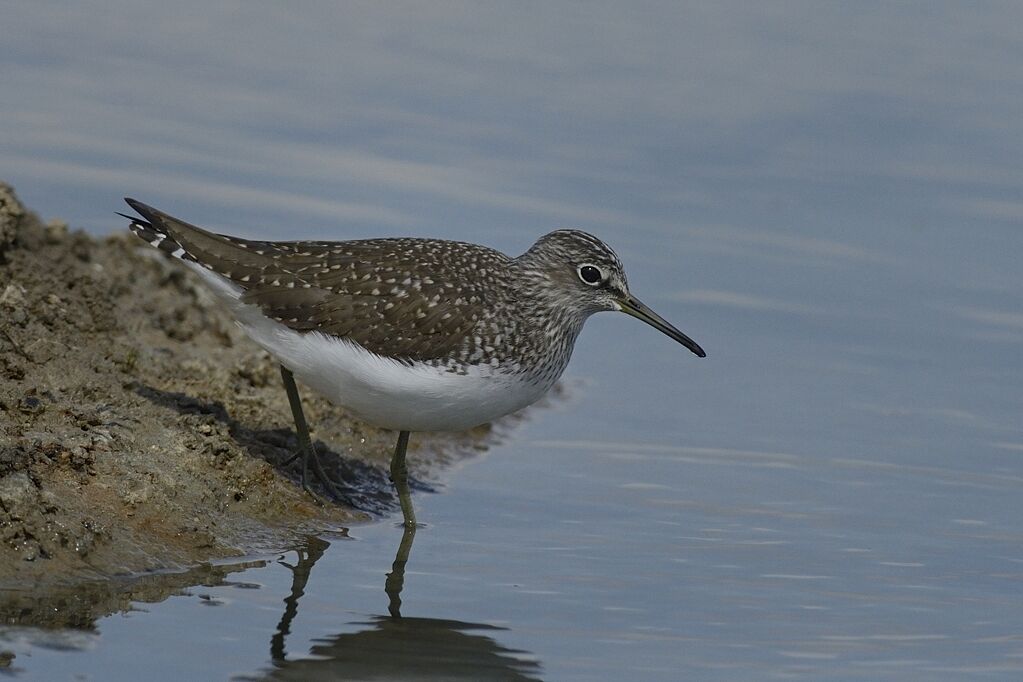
[502,264,591,386]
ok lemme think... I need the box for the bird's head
[517,229,706,357]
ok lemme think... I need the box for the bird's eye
[577,264,604,285]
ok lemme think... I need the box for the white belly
[247,322,549,431]
[187,262,552,431]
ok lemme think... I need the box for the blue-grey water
[2,3,1023,680]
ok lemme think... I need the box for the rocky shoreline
[0,183,501,614]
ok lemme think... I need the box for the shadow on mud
[134,384,436,517]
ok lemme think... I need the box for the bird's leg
[389,430,417,528]
[279,365,342,504]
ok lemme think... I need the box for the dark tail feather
[120,199,280,288]
[120,200,193,261]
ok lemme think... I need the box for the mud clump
[0,183,495,596]
[0,184,22,255]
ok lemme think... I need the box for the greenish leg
[279,365,341,503]
[389,430,417,528]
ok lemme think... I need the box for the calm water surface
[2,3,1023,680]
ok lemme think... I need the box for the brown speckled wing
[238,239,503,362]
[124,200,504,363]
[239,275,480,362]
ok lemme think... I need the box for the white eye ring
[577,264,604,286]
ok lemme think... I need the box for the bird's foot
[304,459,346,506]
[301,480,336,507]
[285,442,346,506]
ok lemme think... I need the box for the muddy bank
[0,183,504,607]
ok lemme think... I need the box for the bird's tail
[120,198,281,287]
[118,205,195,263]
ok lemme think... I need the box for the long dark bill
[619,296,706,358]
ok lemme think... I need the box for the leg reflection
[264,528,543,680]
[385,526,417,619]
[271,535,331,662]
[269,526,417,662]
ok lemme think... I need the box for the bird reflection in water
[265,530,542,681]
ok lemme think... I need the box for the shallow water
[5,422,1023,680]
[3,3,1023,680]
